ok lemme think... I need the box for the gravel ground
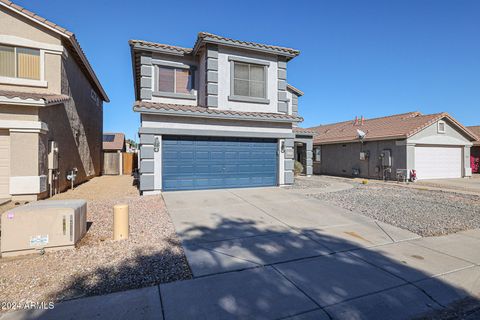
[310,182,480,236]
[0,176,191,310]
[288,175,331,189]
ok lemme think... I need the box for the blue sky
[15,0,480,141]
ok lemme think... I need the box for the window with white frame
[232,62,266,98]
[0,45,40,80]
[437,120,446,133]
[156,66,192,94]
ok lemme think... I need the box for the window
[156,66,192,94]
[0,45,40,80]
[314,147,321,162]
[438,121,446,133]
[103,134,115,142]
[232,62,266,98]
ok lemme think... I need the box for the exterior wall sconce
[154,137,160,152]
[281,141,285,153]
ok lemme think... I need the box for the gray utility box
[1,200,87,257]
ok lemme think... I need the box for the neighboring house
[130,32,312,193]
[309,112,477,180]
[102,133,125,175]
[467,126,480,174]
[0,0,109,200]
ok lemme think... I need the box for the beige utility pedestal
[113,204,129,240]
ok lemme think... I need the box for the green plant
[294,161,304,176]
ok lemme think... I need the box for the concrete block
[140,77,152,88]
[140,145,154,159]
[160,267,317,320]
[278,80,287,91]
[140,55,152,66]
[284,159,294,171]
[140,88,152,100]
[206,59,218,71]
[140,160,154,173]
[207,83,218,95]
[285,171,294,184]
[140,134,155,145]
[140,65,152,77]
[278,68,287,80]
[140,174,154,191]
[206,70,218,83]
[207,96,218,108]
[278,101,288,113]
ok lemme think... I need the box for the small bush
[294,161,304,176]
[362,180,368,185]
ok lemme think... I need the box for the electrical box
[381,150,392,167]
[48,141,59,170]
[360,151,369,161]
[1,200,87,257]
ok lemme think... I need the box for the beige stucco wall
[39,50,103,192]
[0,105,38,121]
[9,131,39,176]
[0,7,62,95]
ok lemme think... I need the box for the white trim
[437,120,446,134]
[0,120,48,133]
[0,35,63,52]
[0,77,47,88]
[9,175,47,195]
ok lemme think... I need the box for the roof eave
[130,42,190,57]
[133,106,302,123]
[314,135,408,145]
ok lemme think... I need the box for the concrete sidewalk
[3,187,480,320]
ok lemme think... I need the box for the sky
[15,0,480,141]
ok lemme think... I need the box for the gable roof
[309,111,478,145]
[133,101,303,123]
[103,133,125,151]
[467,126,480,145]
[0,0,109,102]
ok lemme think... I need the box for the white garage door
[0,130,10,198]
[414,146,462,180]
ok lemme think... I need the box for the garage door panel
[162,136,278,191]
[414,146,462,180]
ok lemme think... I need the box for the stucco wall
[0,105,38,121]
[313,140,407,179]
[0,8,62,95]
[38,50,103,192]
[217,46,279,113]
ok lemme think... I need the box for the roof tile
[0,90,70,104]
[134,101,303,122]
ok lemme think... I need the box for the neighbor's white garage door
[0,130,10,198]
[414,146,462,180]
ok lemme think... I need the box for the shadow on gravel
[15,216,480,320]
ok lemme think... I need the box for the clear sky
[15,0,480,141]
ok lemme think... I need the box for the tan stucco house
[0,0,109,201]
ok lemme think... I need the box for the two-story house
[0,0,109,201]
[130,32,313,193]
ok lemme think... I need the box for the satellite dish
[357,129,366,140]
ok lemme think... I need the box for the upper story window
[233,62,266,99]
[156,66,193,94]
[0,45,40,80]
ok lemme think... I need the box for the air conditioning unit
[1,200,87,257]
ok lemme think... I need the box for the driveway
[417,175,480,193]
[159,187,480,319]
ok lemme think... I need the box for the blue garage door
[162,136,278,191]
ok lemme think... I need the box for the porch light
[154,137,160,152]
[281,141,285,153]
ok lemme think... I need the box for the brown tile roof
[194,32,300,57]
[134,101,303,122]
[0,0,109,102]
[467,126,480,145]
[129,39,192,54]
[309,112,477,144]
[0,90,70,104]
[293,127,316,135]
[103,133,125,151]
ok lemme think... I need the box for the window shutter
[16,47,40,80]
[0,45,15,78]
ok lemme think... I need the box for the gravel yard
[309,181,480,236]
[0,176,191,310]
[287,175,331,189]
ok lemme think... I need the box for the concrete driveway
[417,175,480,193]
[158,187,480,319]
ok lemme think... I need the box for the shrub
[294,161,304,176]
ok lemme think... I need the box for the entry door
[0,130,10,198]
[162,136,278,191]
[414,146,462,180]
